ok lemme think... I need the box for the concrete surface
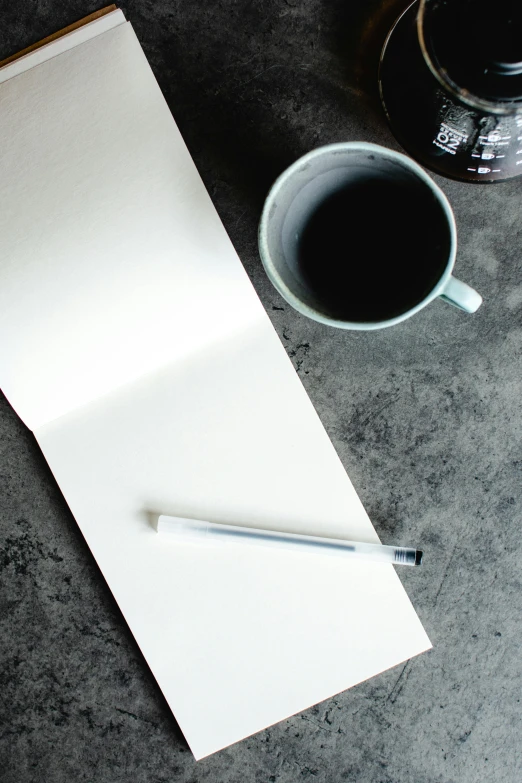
[0,1,520,781]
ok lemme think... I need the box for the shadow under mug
[258,142,482,330]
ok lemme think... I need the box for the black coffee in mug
[296,177,451,322]
[259,142,482,328]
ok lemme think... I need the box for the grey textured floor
[0,1,521,781]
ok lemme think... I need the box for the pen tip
[415,550,423,566]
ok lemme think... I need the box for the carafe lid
[420,0,522,106]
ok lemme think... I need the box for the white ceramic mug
[258,142,482,330]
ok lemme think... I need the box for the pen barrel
[157,516,421,566]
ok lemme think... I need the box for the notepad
[0,9,431,759]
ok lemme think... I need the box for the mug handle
[438,275,483,313]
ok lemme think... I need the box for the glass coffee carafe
[379,0,522,182]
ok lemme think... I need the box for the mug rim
[258,141,457,330]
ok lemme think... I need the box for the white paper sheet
[0,9,126,85]
[0,18,260,431]
[0,15,431,759]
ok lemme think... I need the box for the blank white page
[0,8,126,85]
[36,320,431,759]
[0,16,431,759]
[0,20,261,431]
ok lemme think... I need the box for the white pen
[157,515,423,566]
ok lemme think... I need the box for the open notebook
[0,8,431,759]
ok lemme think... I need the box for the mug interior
[261,145,454,326]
